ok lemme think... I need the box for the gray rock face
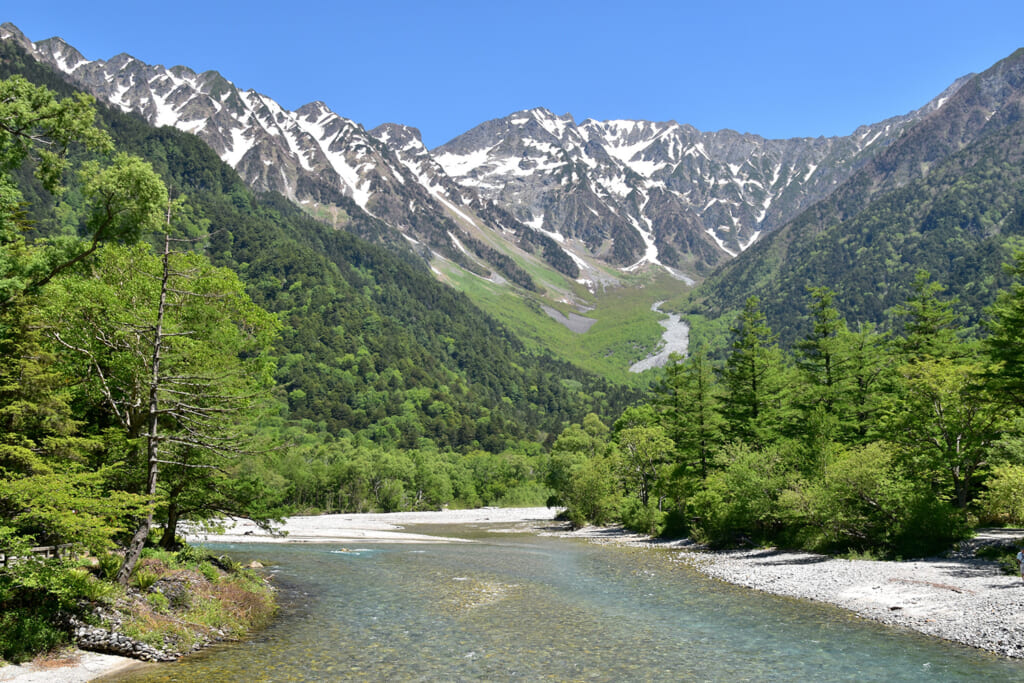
[432,102,957,271]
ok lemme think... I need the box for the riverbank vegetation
[547,273,1024,558]
[0,544,274,664]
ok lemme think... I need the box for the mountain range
[0,24,962,290]
[3,22,1023,363]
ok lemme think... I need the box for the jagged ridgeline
[690,49,1024,346]
[0,38,636,451]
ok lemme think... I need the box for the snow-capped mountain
[433,97,960,272]
[0,22,964,289]
[0,23,549,284]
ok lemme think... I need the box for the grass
[439,256,697,384]
[0,546,277,665]
[118,553,276,654]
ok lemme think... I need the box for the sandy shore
[183,506,562,545]
[0,652,137,683]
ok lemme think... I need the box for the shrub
[97,553,123,581]
[976,464,1024,526]
[619,498,665,536]
[689,442,794,546]
[0,573,69,664]
[131,568,161,591]
[175,544,209,566]
[198,562,220,582]
[976,544,1024,575]
[0,607,67,664]
[147,592,170,613]
[141,548,179,567]
[61,568,117,602]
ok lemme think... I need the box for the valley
[4,18,1024,674]
[0,22,969,376]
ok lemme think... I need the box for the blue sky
[6,2,1024,149]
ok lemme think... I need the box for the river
[98,523,1023,682]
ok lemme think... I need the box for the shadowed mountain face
[692,48,1024,344]
[1,22,958,294]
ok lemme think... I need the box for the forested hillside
[0,37,634,453]
[690,48,1024,346]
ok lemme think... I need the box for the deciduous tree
[48,234,279,583]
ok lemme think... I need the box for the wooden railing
[0,543,75,567]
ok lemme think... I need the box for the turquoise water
[100,525,1024,681]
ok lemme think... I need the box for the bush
[0,573,70,664]
[98,553,123,581]
[689,442,794,546]
[0,607,67,664]
[131,568,161,591]
[562,456,622,528]
[147,592,170,613]
[141,548,179,567]
[658,508,691,539]
[175,543,210,566]
[892,495,970,558]
[496,481,552,507]
[619,498,665,536]
[976,544,1024,575]
[976,464,1024,526]
[777,442,970,557]
[61,568,117,602]
[198,562,220,582]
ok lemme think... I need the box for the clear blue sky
[7,2,1024,149]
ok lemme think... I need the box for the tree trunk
[159,500,180,550]
[116,233,171,585]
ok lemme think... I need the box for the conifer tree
[890,269,962,362]
[720,296,792,447]
[657,348,723,479]
[985,251,1024,408]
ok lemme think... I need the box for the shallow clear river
[101,524,1024,681]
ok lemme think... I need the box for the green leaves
[80,153,167,243]
[0,75,112,194]
[985,252,1024,406]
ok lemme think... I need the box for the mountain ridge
[690,47,1024,345]
[0,22,961,292]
